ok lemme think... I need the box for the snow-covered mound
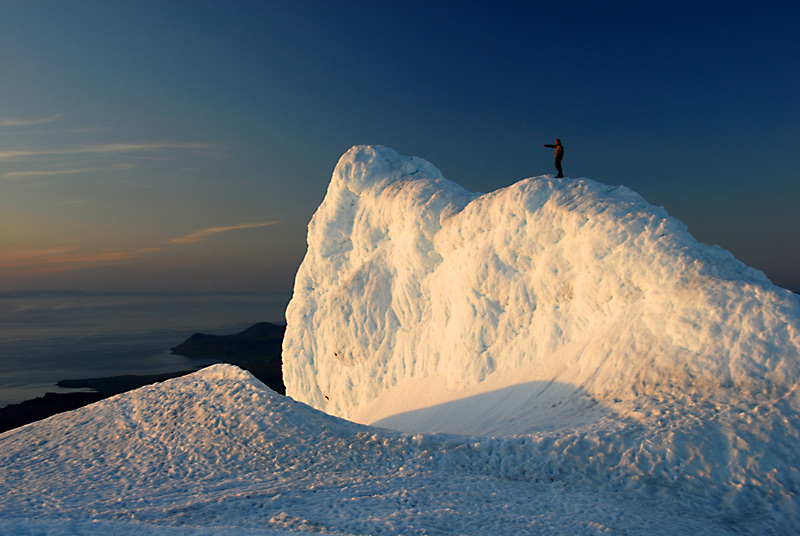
[0,365,759,535]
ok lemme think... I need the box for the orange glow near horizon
[0,222,280,280]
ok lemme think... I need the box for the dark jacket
[544,143,564,160]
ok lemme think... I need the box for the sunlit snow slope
[0,365,743,535]
[285,145,800,432]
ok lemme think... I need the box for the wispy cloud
[0,245,163,275]
[0,222,279,277]
[0,142,214,161]
[166,222,280,245]
[3,164,133,180]
[0,115,61,127]
[4,168,92,179]
[65,126,114,134]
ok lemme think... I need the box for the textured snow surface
[285,146,800,428]
[3,146,800,535]
[0,365,763,535]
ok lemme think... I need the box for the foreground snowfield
[2,146,800,534]
[0,365,756,535]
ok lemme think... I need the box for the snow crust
[3,146,800,534]
[0,365,764,535]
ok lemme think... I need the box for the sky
[1,0,798,293]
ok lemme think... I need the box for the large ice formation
[284,145,800,434]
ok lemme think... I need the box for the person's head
[556,139,561,144]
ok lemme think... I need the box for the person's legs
[555,159,563,178]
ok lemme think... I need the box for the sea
[0,291,291,408]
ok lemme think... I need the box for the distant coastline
[0,322,285,433]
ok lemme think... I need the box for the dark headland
[0,322,285,433]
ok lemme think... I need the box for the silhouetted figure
[542,139,564,178]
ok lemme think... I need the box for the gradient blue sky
[2,0,798,292]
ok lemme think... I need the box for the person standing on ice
[542,139,564,178]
